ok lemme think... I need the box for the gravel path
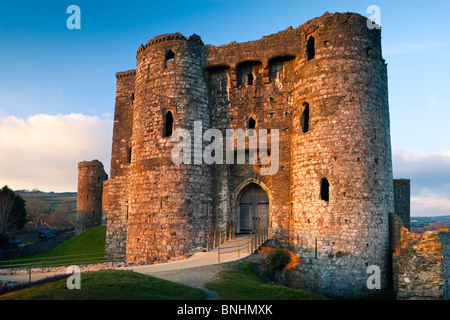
[141,263,233,300]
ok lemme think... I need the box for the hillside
[15,190,77,212]
[410,216,450,233]
[0,226,107,267]
[15,190,77,232]
[29,225,106,258]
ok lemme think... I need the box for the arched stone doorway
[237,183,270,233]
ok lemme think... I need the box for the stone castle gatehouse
[77,12,408,297]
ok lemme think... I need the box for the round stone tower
[126,33,214,262]
[289,13,393,296]
[76,160,108,234]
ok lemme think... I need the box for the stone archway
[233,181,270,233]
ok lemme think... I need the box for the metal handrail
[206,223,235,252]
[217,225,269,262]
[0,251,127,274]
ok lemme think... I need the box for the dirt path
[143,263,230,299]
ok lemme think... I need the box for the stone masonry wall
[393,227,449,300]
[104,70,135,259]
[76,160,108,235]
[439,231,450,299]
[393,179,411,230]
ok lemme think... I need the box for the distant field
[16,190,77,212]
[410,215,450,233]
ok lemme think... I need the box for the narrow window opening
[247,73,254,85]
[268,55,295,83]
[164,49,175,68]
[320,178,330,202]
[306,36,315,61]
[248,117,256,129]
[301,103,310,133]
[163,111,174,137]
[247,117,256,136]
[127,145,132,164]
[236,60,261,86]
[130,92,135,105]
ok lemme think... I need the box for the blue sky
[0,0,449,216]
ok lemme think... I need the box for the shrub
[263,248,291,280]
[0,233,13,250]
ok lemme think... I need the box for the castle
[76,12,411,297]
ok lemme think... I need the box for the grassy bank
[0,226,107,268]
[205,262,327,300]
[0,270,206,300]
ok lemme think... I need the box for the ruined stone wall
[393,179,411,230]
[393,227,449,300]
[76,160,108,234]
[104,71,135,259]
[439,232,450,299]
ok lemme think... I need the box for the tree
[23,197,50,230]
[44,203,75,230]
[424,221,449,232]
[0,186,27,238]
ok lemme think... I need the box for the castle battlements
[115,70,136,79]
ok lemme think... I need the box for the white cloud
[393,149,450,187]
[393,149,450,217]
[411,187,450,217]
[0,113,112,192]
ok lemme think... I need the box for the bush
[263,248,291,280]
[0,233,14,250]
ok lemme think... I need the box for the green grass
[34,225,106,257]
[205,262,327,300]
[0,270,206,300]
[0,226,107,268]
